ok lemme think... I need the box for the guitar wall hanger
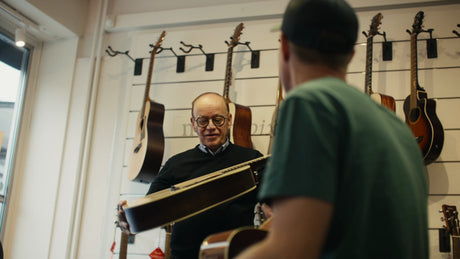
[453,24,460,37]
[363,27,393,61]
[406,27,438,59]
[106,46,144,76]
[179,41,215,72]
[229,40,260,69]
[156,46,186,73]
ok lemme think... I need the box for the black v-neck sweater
[147,143,263,259]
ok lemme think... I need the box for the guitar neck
[410,33,419,111]
[223,46,234,102]
[140,31,166,116]
[364,36,374,94]
[119,232,128,259]
[141,49,156,116]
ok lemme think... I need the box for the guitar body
[199,228,268,259]
[128,100,165,182]
[124,156,269,233]
[403,89,444,164]
[404,12,444,165]
[370,93,396,112]
[229,102,253,149]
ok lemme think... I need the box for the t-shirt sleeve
[258,94,344,204]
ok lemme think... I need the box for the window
[0,32,29,232]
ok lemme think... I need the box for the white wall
[2,0,460,259]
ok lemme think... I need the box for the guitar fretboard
[223,46,234,102]
[410,33,419,111]
[364,36,374,95]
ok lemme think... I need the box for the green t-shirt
[259,77,428,258]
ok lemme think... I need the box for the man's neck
[199,139,230,155]
[289,58,347,88]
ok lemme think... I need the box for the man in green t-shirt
[237,0,428,258]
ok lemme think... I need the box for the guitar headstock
[154,31,166,49]
[441,204,459,236]
[227,23,244,47]
[411,11,425,35]
[367,13,383,38]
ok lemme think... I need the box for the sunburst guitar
[403,11,444,165]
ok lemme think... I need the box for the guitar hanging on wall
[403,11,444,165]
[128,31,166,183]
[363,13,396,112]
[441,204,460,258]
[223,23,253,149]
[267,80,283,154]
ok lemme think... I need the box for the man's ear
[190,117,198,133]
[280,33,290,62]
[227,113,232,127]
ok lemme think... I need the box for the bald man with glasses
[118,92,263,259]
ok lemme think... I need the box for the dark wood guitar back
[223,23,253,149]
[124,156,269,233]
[403,11,444,165]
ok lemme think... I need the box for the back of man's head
[281,0,359,69]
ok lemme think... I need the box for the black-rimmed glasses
[194,115,227,128]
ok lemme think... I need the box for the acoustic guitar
[403,11,444,165]
[123,156,269,233]
[223,23,253,149]
[199,218,271,259]
[441,204,460,258]
[128,31,166,182]
[267,80,283,154]
[363,13,396,112]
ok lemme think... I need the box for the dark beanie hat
[281,0,359,54]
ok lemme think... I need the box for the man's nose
[206,119,217,129]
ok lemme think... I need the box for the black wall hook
[179,41,215,71]
[236,41,260,69]
[381,31,393,61]
[425,28,438,59]
[453,24,460,37]
[158,47,185,73]
[406,27,437,59]
[105,46,135,61]
[106,46,144,75]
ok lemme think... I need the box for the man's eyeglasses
[194,115,227,128]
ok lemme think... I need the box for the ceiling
[109,0,274,14]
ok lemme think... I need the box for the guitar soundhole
[133,143,142,153]
[139,118,145,130]
[409,108,420,123]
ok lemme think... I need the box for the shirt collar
[199,138,230,156]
